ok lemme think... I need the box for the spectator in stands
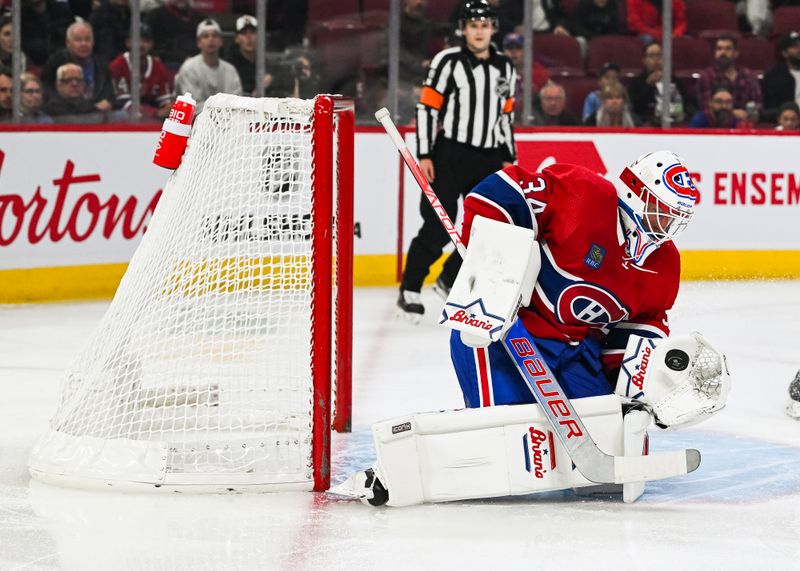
[42,22,115,113]
[89,0,132,63]
[583,80,636,126]
[109,23,173,120]
[175,19,242,112]
[232,0,307,50]
[282,47,322,100]
[502,32,550,118]
[146,0,207,70]
[582,61,619,121]
[571,0,619,40]
[0,14,27,71]
[396,0,437,87]
[531,81,579,125]
[21,0,75,67]
[761,31,800,123]
[224,15,271,96]
[688,85,744,128]
[732,0,771,38]
[19,73,53,123]
[374,0,441,123]
[44,63,104,122]
[0,67,12,121]
[628,41,694,125]
[776,101,800,130]
[698,34,762,123]
[626,0,686,44]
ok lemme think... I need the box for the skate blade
[395,308,422,325]
[786,399,800,420]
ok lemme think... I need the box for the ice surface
[1,282,800,570]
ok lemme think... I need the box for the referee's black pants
[401,137,505,293]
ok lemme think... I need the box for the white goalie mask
[617,151,698,261]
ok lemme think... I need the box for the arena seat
[313,20,367,91]
[308,0,361,24]
[736,37,777,75]
[559,75,599,118]
[772,6,800,37]
[671,36,713,74]
[586,35,644,76]
[534,34,584,76]
[685,0,737,35]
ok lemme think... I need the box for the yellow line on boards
[0,251,798,303]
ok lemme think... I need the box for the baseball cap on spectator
[503,33,524,49]
[778,31,800,51]
[599,62,621,76]
[127,23,154,39]
[236,15,257,33]
[196,18,222,38]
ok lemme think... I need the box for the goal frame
[312,95,354,491]
[28,94,354,493]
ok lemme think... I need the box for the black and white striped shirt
[416,44,517,161]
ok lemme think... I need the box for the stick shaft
[375,108,467,257]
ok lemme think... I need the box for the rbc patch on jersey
[661,163,697,201]
[583,243,605,269]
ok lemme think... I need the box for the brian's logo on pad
[523,426,556,478]
[440,298,505,340]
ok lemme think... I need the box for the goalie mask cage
[28,94,354,493]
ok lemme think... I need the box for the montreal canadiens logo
[662,163,697,201]
[555,283,629,326]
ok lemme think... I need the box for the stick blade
[613,449,701,484]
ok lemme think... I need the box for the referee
[398,0,517,319]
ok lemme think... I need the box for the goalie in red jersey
[450,151,702,408]
[334,150,730,507]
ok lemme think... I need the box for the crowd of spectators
[0,0,799,131]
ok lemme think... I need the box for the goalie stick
[375,107,700,485]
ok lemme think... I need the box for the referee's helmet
[458,0,499,29]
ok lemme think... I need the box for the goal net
[29,94,354,492]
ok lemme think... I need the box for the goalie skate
[329,468,389,506]
[396,290,424,324]
[786,370,800,420]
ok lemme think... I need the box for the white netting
[30,95,332,490]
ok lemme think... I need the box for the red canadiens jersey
[109,52,173,109]
[462,163,681,374]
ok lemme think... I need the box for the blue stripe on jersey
[470,173,533,229]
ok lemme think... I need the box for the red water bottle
[153,93,196,170]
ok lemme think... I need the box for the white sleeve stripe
[496,170,535,225]
[466,193,514,224]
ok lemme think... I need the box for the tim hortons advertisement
[1,128,799,277]
[0,132,168,270]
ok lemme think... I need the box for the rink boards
[0,126,798,302]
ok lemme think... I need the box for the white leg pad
[371,395,628,507]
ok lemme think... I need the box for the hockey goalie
[334,149,731,507]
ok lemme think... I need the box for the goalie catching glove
[615,332,731,428]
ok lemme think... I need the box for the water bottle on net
[153,93,196,170]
